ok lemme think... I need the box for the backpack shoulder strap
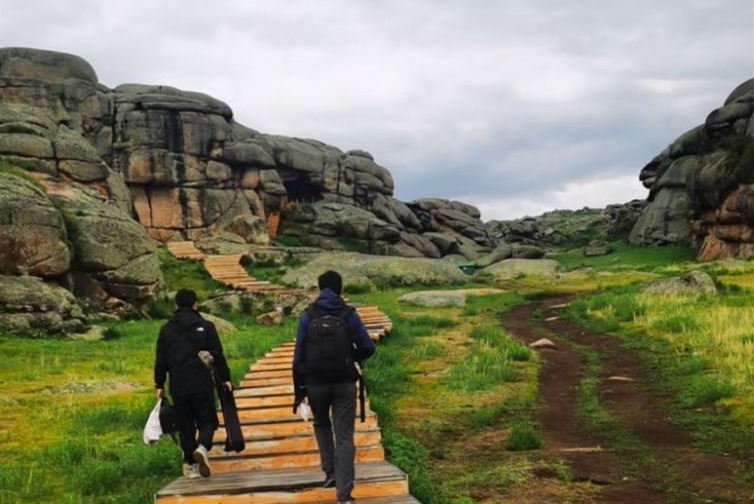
[337,305,354,320]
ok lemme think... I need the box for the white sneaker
[185,463,201,479]
[193,445,211,477]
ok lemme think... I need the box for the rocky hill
[1,46,751,333]
[629,78,754,260]
[0,47,493,328]
[486,200,647,250]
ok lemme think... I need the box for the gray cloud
[1,0,752,220]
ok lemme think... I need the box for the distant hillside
[486,200,647,250]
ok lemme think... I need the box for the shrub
[505,421,542,451]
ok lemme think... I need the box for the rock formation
[630,78,754,260]
[486,200,647,250]
[0,48,162,323]
[0,46,495,330]
[0,47,492,260]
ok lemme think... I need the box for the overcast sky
[1,1,752,221]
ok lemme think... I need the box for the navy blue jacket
[293,288,376,384]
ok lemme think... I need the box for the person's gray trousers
[307,380,357,501]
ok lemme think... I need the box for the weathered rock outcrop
[486,200,647,250]
[0,47,492,263]
[0,275,86,334]
[0,48,162,317]
[631,78,754,260]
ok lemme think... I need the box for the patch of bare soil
[500,294,754,504]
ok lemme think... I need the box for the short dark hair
[175,289,197,308]
[317,270,342,294]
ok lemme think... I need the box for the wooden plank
[156,460,406,497]
[212,417,379,441]
[234,395,294,409]
[210,445,385,472]
[210,431,382,457]
[234,384,293,397]
[233,405,375,421]
[255,356,293,365]
[240,376,291,388]
[156,480,409,503]
[212,421,381,442]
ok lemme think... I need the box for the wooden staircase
[166,241,301,295]
[165,241,393,341]
[154,341,420,503]
[166,240,205,260]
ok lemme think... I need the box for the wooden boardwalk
[165,241,392,341]
[155,339,420,503]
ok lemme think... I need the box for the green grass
[149,248,226,317]
[0,313,295,504]
[565,284,754,459]
[357,291,541,502]
[504,421,542,451]
[554,241,696,272]
[10,231,754,502]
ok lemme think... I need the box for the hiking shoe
[193,445,211,477]
[322,475,336,488]
[185,463,201,479]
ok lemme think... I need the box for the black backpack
[303,305,358,380]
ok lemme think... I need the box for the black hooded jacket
[154,308,231,398]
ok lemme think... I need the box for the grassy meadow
[3,241,754,502]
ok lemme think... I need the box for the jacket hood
[170,308,204,329]
[313,288,346,311]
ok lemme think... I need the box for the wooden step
[235,395,295,409]
[235,384,293,397]
[241,376,292,388]
[244,369,291,379]
[155,461,410,503]
[213,423,382,444]
[210,431,383,458]
[166,241,204,260]
[214,417,380,441]
[209,444,385,472]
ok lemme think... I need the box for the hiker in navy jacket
[154,289,232,479]
[292,271,375,504]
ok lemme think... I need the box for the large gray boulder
[0,171,70,277]
[643,270,717,296]
[52,186,162,305]
[475,244,546,268]
[0,275,86,335]
[397,288,505,307]
[631,77,754,260]
[282,252,468,290]
[477,258,561,280]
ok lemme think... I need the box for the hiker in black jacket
[293,271,376,504]
[154,289,232,479]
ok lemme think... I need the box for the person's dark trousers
[173,391,219,464]
[308,381,357,501]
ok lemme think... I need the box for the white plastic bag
[299,401,311,422]
[143,399,163,444]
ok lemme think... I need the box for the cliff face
[0,47,493,322]
[0,47,492,255]
[0,48,161,314]
[630,78,754,260]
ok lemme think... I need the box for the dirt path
[500,294,752,504]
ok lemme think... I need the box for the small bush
[272,234,303,247]
[403,315,457,329]
[678,375,735,408]
[505,421,542,451]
